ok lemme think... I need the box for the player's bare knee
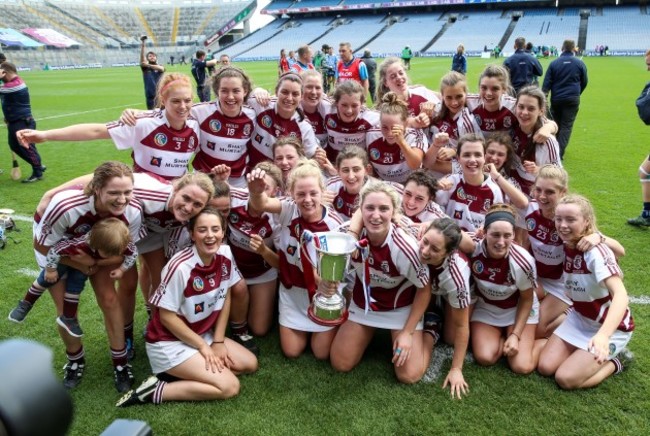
[330,355,355,373]
[555,372,580,390]
[474,350,500,366]
[219,378,240,399]
[510,360,535,375]
[396,367,424,385]
[536,359,556,377]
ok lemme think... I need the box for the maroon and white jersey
[323,108,380,163]
[147,244,242,343]
[435,174,504,232]
[107,109,199,180]
[326,177,360,221]
[226,188,279,280]
[406,86,441,117]
[350,224,429,312]
[275,199,344,290]
[190,101,256,182]
[429,107,480,149]
[302,98,333,147]
[466,94,518,137]
[46,233,138,272]
[392,183,448,223]
[525,200,563,280]
[247,97,317,168]
[470,241,537,313]
[428,250,472,309]
[509,127,562,195]
[563,245,634,332]
[365,127,428,184]
[133,173,183,234]
[36,189,144,247]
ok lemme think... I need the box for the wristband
[510,332,520,340]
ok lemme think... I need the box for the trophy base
[307,306,349,327]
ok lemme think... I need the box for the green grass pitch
[0,56,649,435]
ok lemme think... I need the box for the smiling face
[163,85,193,127]
[532,177,566,217]
[302,76,323,112]
[419,228,448,266]
[380,113,405,144]
[338,157,367,194]
[170,184,210,223]
[361,192,394,243]
[515,95,543,133]
[384,62,408,96]
[276,79,302,119]
[292,176,322,221]
[485,141,508,171]
[458,141,485,179]
[191,212,224,264]
[442,83,466,116]
[274,144,300,181]
[485,220,514,259]
[218,76,245,117]
[554,203,588,244]
[337,92,362,123]
[479,76,506,112]
[95,176,133,216]
[401,181,431,218]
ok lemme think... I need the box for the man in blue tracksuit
[504,37,543,94]
[542,39,588,159]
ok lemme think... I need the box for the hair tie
[484,210,515,229]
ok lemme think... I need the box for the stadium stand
[429,10,508,54]
[501,8,580,53]
[586,5,650,52]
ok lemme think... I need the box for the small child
[8,218,137,338]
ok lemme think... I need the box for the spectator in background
[191,50,218,102]
[627,49,650,227]
[0,53,6,63]
[313,49,324,72]
[180,54,187,65]
[504,37,543,94]
[169,55,175,66]
[219,54,231,66]
[336,42,369,96]
[287,51,297,70]
[0,61,46,183]
[451,44,467,75]
[279,49,289,76]
[322,45,337,93]
[139,36,165,109]
[291,45,315,73]
[542,39,588,159]
[401,45,413,70]
[361,50,377,103]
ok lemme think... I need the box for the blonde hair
[156,73,193,108]
[173,172,215,200]
[535,164,569,192]
[359,180,401,221]
[88,218,131,256]
[556,194,598,237]
[254,161,284,193]
[300,69,323,84]
[376,57,406,103]
[378,92,409,122]
[286,159,324,193]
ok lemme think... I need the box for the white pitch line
[422,343,474,383]
[36,103,143,121]
[17,268,41,277]
[629,296,650,305]
[10,214,34,223]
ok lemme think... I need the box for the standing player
[140,36,165,109]
[336,42,369,96]
[401,46,413,70]
[0,61,46,182]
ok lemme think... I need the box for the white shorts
[146,331,214,374]
[554,310,632,359]
[539,276,572,305]
[347,301,424,331]
[278,284,333,333]
[136,231,165,255]
[245,268,278,286]
[471,295,539,327]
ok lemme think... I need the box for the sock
[230,321,249,336]
[152,380,167,405]
[62,293,80,318]
[67,346,85,365]
[124,321,134,345]
[111,346,128,368]
[24,281,47,305]
[642,202,650,218]
[611,357,623,375]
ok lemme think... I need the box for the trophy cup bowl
[306,232,357,326]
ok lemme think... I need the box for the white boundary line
[0,103,142,128]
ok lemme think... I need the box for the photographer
[139,35,165,109]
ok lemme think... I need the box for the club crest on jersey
[189,136,196,149]
[573,255,583,270]
[150,156,163,167]
[526,218,536,231]
[261,115,273,128]
[416,265,428,282]
[472,260,484,274]
[221,263,230,278]
[243,124,252,136]
[209,119,222,132]
[336,197,344,210]
[193,277,204,292]
[457,187,467,200]
[327,118,337,129]
[154,133,168,147]
[228,212,239,224]
[380,261,390,274]
[194,302,204,314]
[503,116,512,128]
[74,223,91,234]
[258,227,267,238]
[609,343,616,356]
[369,148,381,160]
[474,115,482,126]
[483,199,491,212]
[550,231,559,243]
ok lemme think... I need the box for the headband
[484,211,516,229]
[160,79,186,96]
